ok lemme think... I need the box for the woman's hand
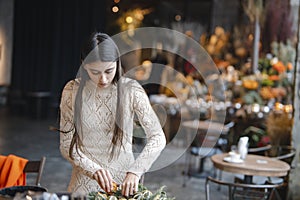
[121,172,139,197]
[93,169,114,193]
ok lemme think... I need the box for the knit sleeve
[59,80,102,178]
[127,81,166,177]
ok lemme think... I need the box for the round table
[182,120,230,148]
[211,153,290,183]
[182,120,229,133]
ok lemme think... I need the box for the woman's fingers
[94,170,139,197]
[122,182,135,197]
[93,169,114,193]
[100,169,111,193]
[105,170,114,192]
[134,183,138,193]
[122,172,139,197]
[94,171,105,191]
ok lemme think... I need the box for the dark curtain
[10,0,106,117]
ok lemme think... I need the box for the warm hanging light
[112,6,119,13]
[125,16,133,23]
[175,15,181,21]
[114,0,120,3]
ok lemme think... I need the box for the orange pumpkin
[269,75,280,81]
[272,61,286,73]
[242,80,259,90]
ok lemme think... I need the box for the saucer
[223,156,244,163]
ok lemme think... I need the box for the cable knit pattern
[59,78,166,195]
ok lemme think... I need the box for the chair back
[266,145,296,166]
[248,144,272,155]
[206,176,284,200]
[248,145,296,165]
[23,157,46,186]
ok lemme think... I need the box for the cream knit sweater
[59,78,166,195]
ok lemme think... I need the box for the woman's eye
[106,70,113,74]
[91,70,100,75]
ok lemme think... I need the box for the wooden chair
[23,156,46,186]
[206,176,284,200]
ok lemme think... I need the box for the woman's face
[84,60,117,88]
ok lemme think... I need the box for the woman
[59,32,166,197]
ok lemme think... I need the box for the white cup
[229,151,241,161]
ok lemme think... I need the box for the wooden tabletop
[211,153,290,177]
[182,120,229,134]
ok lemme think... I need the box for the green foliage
[88,184,175,200]
[241,126,267,147]
[258,58,271,73]
[271,40,296,66]
[242,90,264,105]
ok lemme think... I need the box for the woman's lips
[98,83,108,87]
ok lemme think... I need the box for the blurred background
[0,0,298,118]
[1,0,300,199]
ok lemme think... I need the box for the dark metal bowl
[0,185,47,197]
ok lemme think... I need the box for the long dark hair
[69,32,124,160]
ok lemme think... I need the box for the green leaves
[88,184,175,200]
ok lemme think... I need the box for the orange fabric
[0,154,28,188]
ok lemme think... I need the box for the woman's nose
[99,74,107,82]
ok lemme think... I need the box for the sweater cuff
[128,171,142,178]
[127,168,145,180]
